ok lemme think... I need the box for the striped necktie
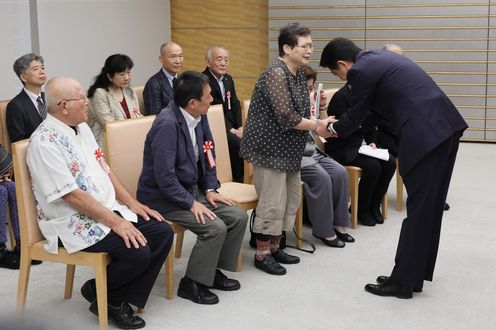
[37,96,47,119]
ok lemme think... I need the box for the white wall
[0,0,32,100]
[0,0,171,100]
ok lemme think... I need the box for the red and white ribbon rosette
[226,90,231,110]
[203,140,216,168]
[94,147,110,174]
[132,107,142,117]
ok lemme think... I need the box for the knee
[157,221,174,243]
[205,219,228,240]
[124,245,152,269]
[233,209,248,228]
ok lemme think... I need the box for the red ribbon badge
[94,147,110,174]
[226,90,231,110]
[203,140,216,168]
[132,107,141,117]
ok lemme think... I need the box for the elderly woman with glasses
[87,54,141,151]
[240,23,332,275]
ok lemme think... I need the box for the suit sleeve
[89,89,116,125]
[149,120,195,210]
[333,68,378,138]
[327,89,350,119]
[6,101,27,143]
[229,78,243,129]
[199,116,221,191]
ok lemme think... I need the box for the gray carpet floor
[1,142,495,330]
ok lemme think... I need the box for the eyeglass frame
[57,95,87,106]
[295,43,314,51]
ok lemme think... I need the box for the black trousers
[391,133,460,288]
[347,154,396,218]
[83,217,173,308]
[227,132,244,183]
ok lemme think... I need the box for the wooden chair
[207,104,258,269]
[133,86,145,115]
[240,101,306,248]
[12,140,111,330]
[346,166,388,229]
[0,99,17,249]
[104,115,184,300]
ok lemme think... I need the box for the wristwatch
[205,189,218,194]
[327,122,336,134]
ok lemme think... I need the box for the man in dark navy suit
[320,38,468,298]
[202,46,244,182]
[143,41,183,115]
[7,53,47,143]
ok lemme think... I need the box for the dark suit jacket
[325,83,376,164]
[6,89,44,143]
[333,50,468,176]
[143,69,173,115]
[202,68,242,131]
[137,101,220,214]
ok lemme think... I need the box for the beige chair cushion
[0,100,12,152]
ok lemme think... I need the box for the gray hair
[13,53,44,78]
[205,46,229,61]
[160,41,180,55]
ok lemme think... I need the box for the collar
[209,69,224,82]
[161,68,177,86]
[23,87,42,105]
[179,107,201,129]
[44,114,80,136]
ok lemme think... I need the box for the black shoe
[335,231,355,243]
[376,275,422,293]
[444,202,450,211]
[89,301,145,329]
[211,269,240,291]
[81,279,96,303]
[271,249,300,264]
[313,234,345,248]
[0,250,20,269]
[365,278,413,299]
[178,276,219,305]
[358,215,376,226]
[254,255,286,275]
[12,245,42,265]
[371,207,384,224]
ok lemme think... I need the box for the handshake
[314,116,338,138]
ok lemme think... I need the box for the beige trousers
[252,165,301,235]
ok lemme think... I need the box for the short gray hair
[13,53,44,78]
[205,46,229,61]
[160,41,180,55]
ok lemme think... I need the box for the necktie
[37,96,47,119]
[172,77,177,88]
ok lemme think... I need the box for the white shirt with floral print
[27,114,137,254]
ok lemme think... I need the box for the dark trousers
[347,154,396,218]
[391,133,460,288]
[227,132,244,183]
[83,218,173,308]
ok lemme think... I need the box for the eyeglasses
[57,95,87,106]
[296,44,314,51]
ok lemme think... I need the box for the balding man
[27,77,173,329]
[202,46,244,182]
[143,41,184,115]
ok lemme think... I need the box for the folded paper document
[358,145,389,161]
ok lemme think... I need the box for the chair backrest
[12,139,44,246]
[0,100,12,152]
[104,116,156,198]
[133,85,145,115]
[242,100,250,128]
[206,104,232,183]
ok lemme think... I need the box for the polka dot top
[240,59,310,172]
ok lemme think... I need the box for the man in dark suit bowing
[143,41,183,115]
[320,38,468,298]
[202,46,244,182]
[137,71,247,305]
[7,53,47,143]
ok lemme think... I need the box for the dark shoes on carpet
[365,277,414,299]
[371,207,384,224]
[178,276,219,305]
[335,231,355,243]
[0,249,20,269]
[358,215,376,226]
[254,254,286,275]
[313,234,345,248]
[211,269,240,291]
[81,279,97,303]
[271,249,300,264]
[376,275,422,292]
[89,300,145,329]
